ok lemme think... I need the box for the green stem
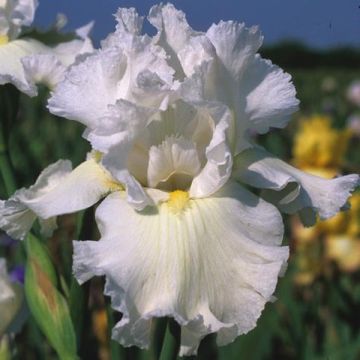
[0,127,16,196]
[0,84,19,196]
[106,304,126,360]
[150,318,168,360]
[159,319,180,360]
[69,210,91,354]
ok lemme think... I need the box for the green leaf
[24,234,77,360]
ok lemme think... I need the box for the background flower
[0,0,93,96]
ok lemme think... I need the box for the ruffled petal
[20,32,94,95]
[147,135,201,189]
[0,34,93,96]
[0,199,36,241]
[240,55,299,134]
[101,7,144,48]
[48,37,174,129]
[233,147,360,225]
[21,53,65,93]
[206,20,263,81]
[101,141,153,211]
[182,21,298,152]
[73,182,287,355]
[86,101,155,210]
[0,159,71,240]
[190,103,233,198]
[148,3,199,78]
[47,48,124,127]
[0,38,49,95]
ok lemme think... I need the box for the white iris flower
[0,0,93,95]
[0,258,23,336]
[1,4,358,355]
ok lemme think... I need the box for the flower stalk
[0,127,16,196]
[159,319,180,360]
[150,318,168,360]
[69,209,93,355]
[0,85,19,196]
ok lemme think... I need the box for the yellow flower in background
[294,246,323,286]
[347,193,360,237]
[324,193,360,272]
[294,193,360,281]
[92,308,110,360]
[92,309,108,347]
[323,194,360,272]
[318,210,348,234]
[293,115,350,169]
[291,217,324,285]
[325,235,360,273]
[291,116,359,282]
[295,166,339,180]
[291,217,320,244]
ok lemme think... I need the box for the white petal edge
[21,54,65,94]
[242,55,299,134]
[233,147,360,224]
[0,38,50,96]
[20,157,121,219]
[0,159,71,240]
[190,103,233,198]
[206,20,263,81]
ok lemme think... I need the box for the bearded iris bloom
[0,0,93,95]
[1,4,359,356]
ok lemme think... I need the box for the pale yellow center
[0,35,9,46]
[92,150,103,163]
[167,190,189,213]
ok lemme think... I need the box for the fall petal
[73,182,287,354]
[233,147,359,225]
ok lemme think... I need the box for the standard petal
[73,182,287,354]
[190,103,233,198]
[233,147,360,224]
[241,55,299,134]
[101,7,144,48]
[147,135,201,189]
[47,48,124,127]
[0,159,71,240]
[101,141,153,211]
[183,21,298,151]
[206,20,263,81]
[20,158,121,219]
[48,38,174,129]
[0,38,49,95]
[84,100,157,210]
[148,3,199,78]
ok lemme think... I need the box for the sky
[35,0,360,49]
